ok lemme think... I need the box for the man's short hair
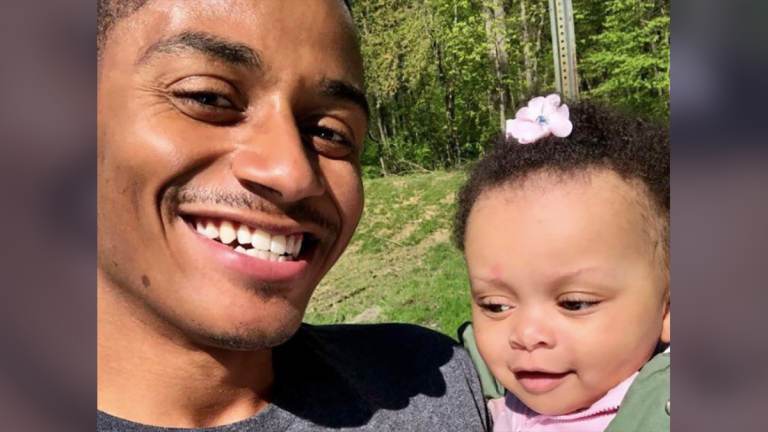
[97,0,148,54]
[97,0,353,56]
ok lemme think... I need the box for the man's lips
[176,212,325,283]
[176,206,331,240]
[514,370,573,394]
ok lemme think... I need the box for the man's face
[97,0,367,349]
[465,170,670,415]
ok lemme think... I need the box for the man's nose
[509,308,556,352]
[231,104,325,203]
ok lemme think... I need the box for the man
[97,0,488,430]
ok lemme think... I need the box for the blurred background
[0,1,95,430]
[1,0,767,430]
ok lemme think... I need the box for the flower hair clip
[505,94,573,144]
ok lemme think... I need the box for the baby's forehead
[495,168,659,218]
[469,168,669,293]
[486,168,666,254]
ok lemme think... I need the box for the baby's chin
[519,390,603,416]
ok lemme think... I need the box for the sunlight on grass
[304,170,472,339]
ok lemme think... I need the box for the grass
[304,170,472,339]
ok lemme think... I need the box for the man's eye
[302,125,354,158]
[559,299,601,311]
[169,89,244,125]
[175,91,235,109]
[310,126,349,144]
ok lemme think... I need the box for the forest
[351,0,670,175]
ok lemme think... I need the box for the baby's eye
[478,301,513,314]
[485,304,511,313]
[558,299,601,312]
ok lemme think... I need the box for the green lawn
[304,170,472,339]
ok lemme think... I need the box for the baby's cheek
[599,311,660,361]
[573,327,649,392]
[476,326,515,383]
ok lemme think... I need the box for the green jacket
[605,350,670,432]
[458,322,670,431]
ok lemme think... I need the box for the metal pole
[548,0,579,100]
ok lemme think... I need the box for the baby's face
[465,169,669,415]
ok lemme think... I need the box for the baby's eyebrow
[468,274,513,290]
[544,266,623,292]
[547,267,597,285]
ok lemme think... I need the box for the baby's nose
[509,309,556,351]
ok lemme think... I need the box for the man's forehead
[121,0,358,62]
[101,0,353,47]
[139,0,354,30]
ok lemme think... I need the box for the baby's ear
[660,299,670,344]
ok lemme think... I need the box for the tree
[352,0,669,175]
[578,0,670,119]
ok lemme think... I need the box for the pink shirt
[488,372,638,432]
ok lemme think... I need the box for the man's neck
[97,280,274,428]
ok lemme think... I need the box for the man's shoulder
[299,321,454,339]
[275,323,488,431]
[299,322,458,349]
[291,322,470,375]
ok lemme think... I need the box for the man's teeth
[204,221,218,239]
[270,235,286,255]
[237,224,251,244]
[194,219,303,259]
[251,230,271,251]
[219,221,237,244]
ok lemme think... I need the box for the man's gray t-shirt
[98,323,489,431]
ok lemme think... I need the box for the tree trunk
[520,0,535,94]
[433,39,459,166]
[375,100,389,162]
[482,0,511,132]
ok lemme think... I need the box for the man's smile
[175,207,330,283]
[191,217,305,261]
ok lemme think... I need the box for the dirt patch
[391,221,418,242]
[349,306,382,323]
[402,194,423,206]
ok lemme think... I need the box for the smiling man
[97,0,487,431]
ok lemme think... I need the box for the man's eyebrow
[137,31,261,68]
[319,78,370,120]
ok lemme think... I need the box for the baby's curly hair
[453,99,669,268]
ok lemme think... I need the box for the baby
[453,95,670,431]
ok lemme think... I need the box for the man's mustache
[169,186,340,234]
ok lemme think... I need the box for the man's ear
[660,298,670,344]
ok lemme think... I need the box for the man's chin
[192,320,302,351]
